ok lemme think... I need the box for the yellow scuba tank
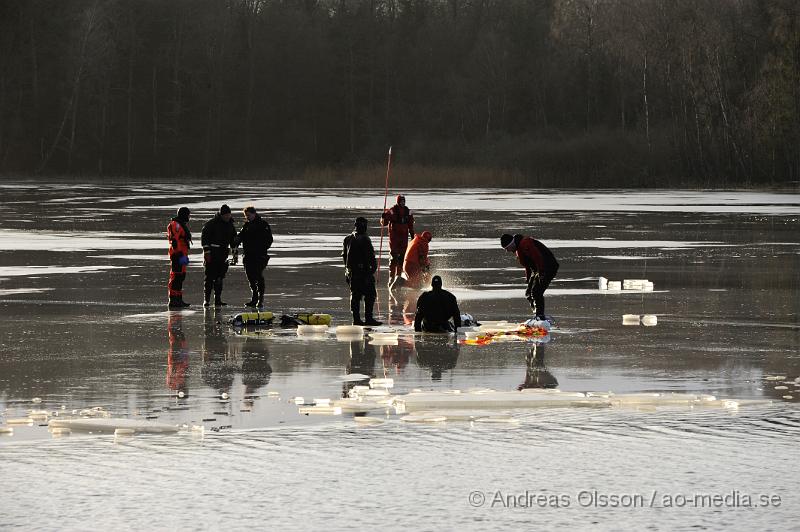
[294,313,332,326]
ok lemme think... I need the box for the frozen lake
[1,182,799,529]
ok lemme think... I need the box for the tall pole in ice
[376,146,392,285]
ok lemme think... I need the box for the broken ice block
[598,277,608,290]
[641,315,658,326]
[7,418,33,425]
[622,314,640,325]
[114,428,135,437]
[354,416,384,426]
[0,427,13,435]
[297,324,329,335]
[292,397,305,405]
[50,427,71,437]
[298,406,342,415]
[623,279,649,290]
[336,325,364,337]
[369,378,394,389]
[607,281,622,290]
[313,398,331,406]
[644,281,654,291]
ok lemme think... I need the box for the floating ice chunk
[641,315,658,326]
[298,406,342,415]
[474,415,520,424]
[29,410,49,421]
[369,332,399,341]
[314,398,331,406]
[114,428,135,437]
[783,395,794,400]
[297,324,329,335]
[0,427,13,435]
[50,427,71,437]
[623,279,649,290]
[267,391,280,397]
[764,375,786,381]
[369,378,394,389]
[177,391,185,398]
[220,392,229,400]
[643,281,654,291]
[333,399,386,413]
[354,417,384,426]
[340,374,371,382]
[7,418,34,425]
[336,325,364,337]
[369,338,399,346]
[363,389,390,397]
[292,397,305,405]
[774,386,789,390]
[607,281,622,290]
[49,418,179,434]
[31,397,42,404]
[191,425,205,435]
[401,414,447,423]
[598,277,608,290]
[622,314,640,325]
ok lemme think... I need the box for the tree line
[0,0,797,186]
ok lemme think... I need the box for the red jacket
[167,220,191,257]
[516,236,559,279]
[380,204,414,252]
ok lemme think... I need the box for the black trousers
[348,274,377,318]
[525,268,557,317]
[244,258,266,301]
[204,260,229,298]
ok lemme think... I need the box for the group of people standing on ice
[166,195,559,331]
[167,204,272,309]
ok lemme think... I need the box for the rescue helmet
[421,230,432,242]
[396,194,406,205]
[431,275,443,290]
[177,207,190,222]
[219,204,232,215]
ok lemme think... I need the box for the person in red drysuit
[501,233,559,320]
[380,194,414,285]
[167,207,192,308]
[389,230,432,290]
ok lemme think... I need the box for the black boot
[203,287,212,308]
[177,296,191,308]
[256,295,264,308]
[168,296,181,309]
[352,312,365,326]
[364,313,382,327]
[245,296,258,308]
[214,280,226,306]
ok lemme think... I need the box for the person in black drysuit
[414,275,462,333]
[236,205,273,308]
[201,204,237,307]
[342,217,382,326]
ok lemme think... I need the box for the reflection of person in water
[518,343,558,390]
[201,310,236,393]
[414,337,460,381]
[167,312,189,396]
[380,336,415,374]
[388,287,419,327]
[241,338,272,396]
[342,338,377,398]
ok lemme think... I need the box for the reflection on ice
[0,265,124,277]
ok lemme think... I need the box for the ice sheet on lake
[164,190,800,215]
[0,265,125,277]
[0,230,162,251]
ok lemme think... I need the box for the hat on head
[396,194,405,204]
[431,275,442,289]
[501,233,518,252]
[219,204,232,215]
[421,230,432,242]
[177,207,190,221]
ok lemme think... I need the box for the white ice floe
[48,418,179,434]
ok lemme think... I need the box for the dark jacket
[342,232,377,277]
[237,215,273,262]
[201,215,237,262]
[515,235,559,279]
[414,287,462,332]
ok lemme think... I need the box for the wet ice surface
[1,182,799,528]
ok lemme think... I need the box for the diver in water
[414,275,461,333]
[500,233,559,321]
